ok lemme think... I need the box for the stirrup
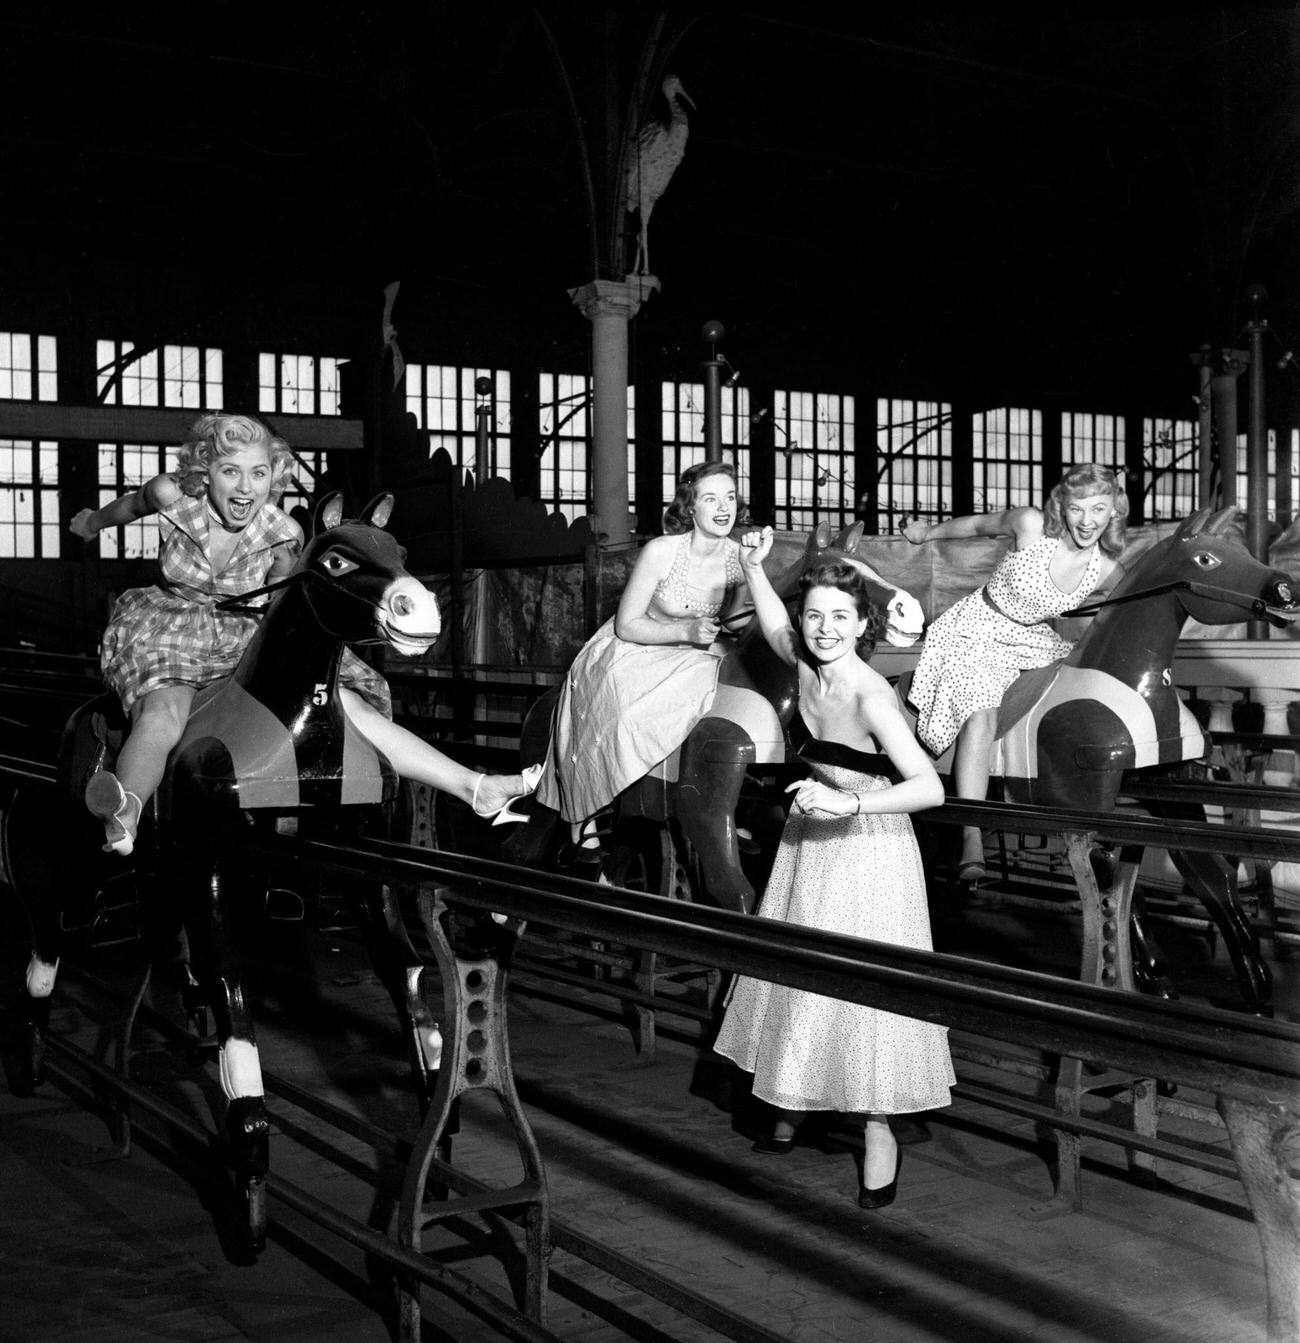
[471,763,543,826]
[85,770,143,856]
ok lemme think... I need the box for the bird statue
[624,74,695,276]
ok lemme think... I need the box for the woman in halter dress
[535,461,750,859]
[712,528,951,1210]
[902,464,1129,879]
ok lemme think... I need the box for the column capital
[568,274,660,322]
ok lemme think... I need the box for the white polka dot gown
[713,764,955,1116]
[907,534,1102,756]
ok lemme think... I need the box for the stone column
[568,274,659,547]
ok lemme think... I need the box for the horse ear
[812,520,833,552]
[361,493,395,529]
[1205,506,1243,536]
[841,521,864,551]
[315,493,344,533]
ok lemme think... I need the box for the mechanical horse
[503,521,924,913]
[898,505,1300,1013]
[14,492,446,1251]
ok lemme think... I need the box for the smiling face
[689,472,738,537]
[1061,491,1116,551]
[799,583,868,664]
[207,442,275,530]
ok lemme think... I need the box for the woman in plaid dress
[71,412,537,856]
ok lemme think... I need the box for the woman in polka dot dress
[903,464,1129,879]
[712,528,951,1210]
[535,461,750,863]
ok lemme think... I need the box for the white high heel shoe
[471,763,543,826]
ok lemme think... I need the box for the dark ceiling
[3,4,1299,414]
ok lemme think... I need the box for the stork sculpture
[624,74,695,275]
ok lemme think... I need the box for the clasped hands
[787,777,858,818]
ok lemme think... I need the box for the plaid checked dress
[100,493,390,716]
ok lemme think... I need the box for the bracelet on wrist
[853,792,862,815]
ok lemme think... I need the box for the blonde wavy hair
[174,412,294,502]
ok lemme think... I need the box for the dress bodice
[649,532,743,620]
[156,494,296,605]
[984,534,1102,625]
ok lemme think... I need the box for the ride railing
[247,811,1300,1343]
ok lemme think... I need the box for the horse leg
[676,717,754,914]
[1140,792,1270,1012]
[1167,845,1272,1015]
[180,842,270,1255]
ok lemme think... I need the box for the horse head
[1150,506,1300,628]
[292,492,441,656]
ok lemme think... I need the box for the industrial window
[95,441,171,559]
[407,363,512,482]
[0,439,59,557]
[660,382,751,523]
[1143,416,1197,521]
[972,408,1041,513]
[539,373,594,523]
[1232,431,1283,516]
[258,352,344,416]
[875,398,952,533]
[771,390,850,532]
[1061,411,1124,473]
[97,340,224,408]
[0,333,57,401]
[279,452,328,524]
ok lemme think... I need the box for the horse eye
[318,550,358,576]
[1192,552,1220,569]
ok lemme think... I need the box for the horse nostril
[392,593,415,617]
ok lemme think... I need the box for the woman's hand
[739,525,774,569]
[69,508,99,540]
[686,615,722,645]
[785,778,857,817]
[901,518,931,545]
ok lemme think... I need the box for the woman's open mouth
[226,498,254,523]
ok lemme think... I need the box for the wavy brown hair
[662,460,743,535]
[798,561,885,659]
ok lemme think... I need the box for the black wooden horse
[16,492,445,1251]
[503,522,923,912]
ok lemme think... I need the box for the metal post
[474,375,492,484]
[1190,345,1215,508]
[1212,348,1249,509]
[1244,285,1270,638]
[702,319,724,460]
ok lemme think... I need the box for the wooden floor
[0,881,1288,1343]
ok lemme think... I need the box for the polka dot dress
[713,763,955,1116]
[908,534,1102,756]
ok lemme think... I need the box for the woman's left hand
[785,778,856,817]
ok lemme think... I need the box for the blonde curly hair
[174,412,294,502]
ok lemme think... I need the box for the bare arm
[266,517,305,579]
[858,687,944,813]
[614,535,721,646]
[902,505,1043,548]
[69,473,182,540]
[738,527,799,664]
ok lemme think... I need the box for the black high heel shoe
[858,1146,902,1209]
[751,1133,796,1156]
